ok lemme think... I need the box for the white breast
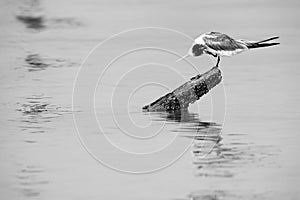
[211,48,247,57]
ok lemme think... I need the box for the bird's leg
[215,56,220,67]
[204,50,220,67]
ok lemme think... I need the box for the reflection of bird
[177,32,279,67]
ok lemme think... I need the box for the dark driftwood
[142,67,222,111]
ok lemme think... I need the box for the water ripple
[24,54,75,72]
[16,165,48,198]
[15,94,72,136]
[16,0,83,30]
[175,190,266,200]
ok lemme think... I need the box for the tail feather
[247,42,280,49]
[258,36,279,43]
[242,36,280,49]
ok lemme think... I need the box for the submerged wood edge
[142,66,222,112]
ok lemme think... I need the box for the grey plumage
[202,32,247,51]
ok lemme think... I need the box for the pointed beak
[176,54,189,62]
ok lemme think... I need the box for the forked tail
[243,36,280,49]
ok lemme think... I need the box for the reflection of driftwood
[142,67,222,111]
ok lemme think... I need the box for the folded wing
[203,32,247,52]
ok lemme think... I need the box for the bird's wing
[203,32,247,51]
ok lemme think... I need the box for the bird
[176,31,279,67]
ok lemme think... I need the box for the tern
[177,32,279,67]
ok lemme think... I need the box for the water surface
[0,0,300,199]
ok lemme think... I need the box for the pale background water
[0,0,300,199]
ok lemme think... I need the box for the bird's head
[176,43,206,62]
[189,43,206,56]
